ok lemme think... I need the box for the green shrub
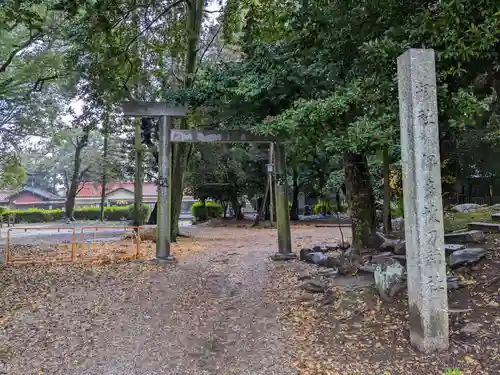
[7,208,64,223]
[313,200,333,215]
[390,196,405,218]
[191,201,223,221]
[5,204,150,223]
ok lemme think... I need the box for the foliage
[0,156,27,190]
[313,200,333,215]
[6,204,149,223]
[443,369,463,375]
[444,208,491,232]
[190,200,223,222]
[390,196,405,219]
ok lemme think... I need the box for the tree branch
[24,75,59,99]
[194,24,222,78]
[78,167,90,180]
[123,0,184,54]
[0,33,42,74]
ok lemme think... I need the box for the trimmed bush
[313,200,333,215]
[6,204,150,223]
[191,201,223,221]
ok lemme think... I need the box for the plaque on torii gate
[121,102,294,261]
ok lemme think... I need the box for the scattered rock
[445,244,466,255]
[468,222,500,233]
[448,248,488,268]
[338,261,360,276]
[297,272,312,281]
[451,203,482,213]
[448,308,473,314]
[312,246,324,253]
[299,248,313,262]
[461,322,482,335]
[371,252,395,264]
[301,279,327,293]
[391,255,407,266]
[372,232,405,254]
[338,242,350,250]
[343,246,355,259]
[470,262,485,271]
[374,258,406,302]
[357,262,375,273]
[310,252,328,265]
[325,244,338,251]
[490,203,500,211]
[270,253,297,261]
[317,268,339,278]
[447,276,465,290]
[323,256,342,269]
[444,230,486,244]
[391,217,405,232]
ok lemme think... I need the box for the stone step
[468,222,500,233]
[444,230,486,244]
[492,213,500,222]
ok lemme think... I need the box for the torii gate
[121,101,294,262]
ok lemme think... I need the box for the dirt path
[0,226,347,375]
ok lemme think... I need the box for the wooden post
[273,142,293,255]
[156,116,174,261]
[268,143,275,226]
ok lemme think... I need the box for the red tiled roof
[77,181,157,197]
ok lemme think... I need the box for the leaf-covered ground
[268,240,500,375]
[1,225,498,375]
[0,226,340,375]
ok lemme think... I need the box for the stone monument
[397,48,449,352]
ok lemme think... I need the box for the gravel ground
[0,226,345,375]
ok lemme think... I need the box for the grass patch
[444,208,492,232]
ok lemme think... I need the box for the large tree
[184,0,499,249]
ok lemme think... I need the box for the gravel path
[0,226,346,375]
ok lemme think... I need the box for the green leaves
[0,156,27,190]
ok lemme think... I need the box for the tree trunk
[253,175,270,225]
[148,201,157,224]
[65,143,85,220]
[382,147,392,233]
[168,0,204,241]
[290,167,300,221]
[253,197,263,226]
[134,120,144,225]
[230,196,244,220]
[344,152,376,250]
[336,189,341,212]
[170,142,190,240]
